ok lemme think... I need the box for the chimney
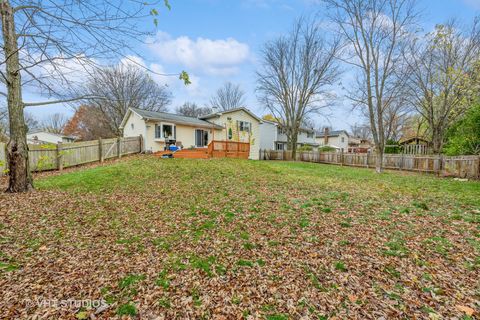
[211,106,219,114]
[324,127,329,145]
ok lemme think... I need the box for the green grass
[4,156,478,318]
[35,157,480,206]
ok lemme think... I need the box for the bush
[384,139,401,154]
[298,145,313,152]
[443,103,480,156]
[318,146,336,152]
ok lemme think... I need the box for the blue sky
[25,0,479,131]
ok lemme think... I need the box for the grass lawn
[0,155,479,319]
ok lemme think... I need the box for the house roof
[27,130,76,140]
[261,119,315,133]
[316,130,349,138]
[121,108,224,129]
[199,107,263,122]
[398,136,430,145]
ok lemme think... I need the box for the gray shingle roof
[130,108,223,129]
[316,130,349,138]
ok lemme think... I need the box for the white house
[120,107,262,160]
[259,120,318,151]
[315,128,349,152]
[27,130,76,145]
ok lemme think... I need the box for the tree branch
[23,95,103,107]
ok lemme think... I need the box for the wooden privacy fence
[0,136,142,174]
[259,149,480,180]
[207,140,250,159]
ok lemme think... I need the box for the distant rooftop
[316,130,349,138]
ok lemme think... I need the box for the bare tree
[40,113,68,134]
[83,64,171,136]
[256,17,341,158]
[0,107,38,132]
[176,102,211,117]
[0,0,178,192]
[404,20,480,153]
[382,97,410,142]
[210,82,246,111]
[350,122,371,139]
[324,0,418,172]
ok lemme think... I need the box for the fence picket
[259,149,480,180]
[0,136,141,175]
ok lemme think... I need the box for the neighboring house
[259,120,317,151]
[27,130,76,145]
[199,107,262,160]
[348,137,374,153]
[121,107,262,160]
[316,128,349,152]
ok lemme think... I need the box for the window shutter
[174,126,176,139]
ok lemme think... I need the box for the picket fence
[0,136,142,174]
[259,149,480,180]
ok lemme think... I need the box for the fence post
[139,135,144,153]
[438,154,444,177]
[477,156,480,179]
[366,153,369,168]
[400,153,404,171]
[57,142,63,171]
[340,150,344,166]
[99,138,104,163]
[117,137,122,159]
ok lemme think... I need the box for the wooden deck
[155,141,250,160]
[155,148,209,159]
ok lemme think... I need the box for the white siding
[270,126,317,148]
[297,130,316,145]
[259,122,277,150]
[123,111,148,150]
[316,132,349,152]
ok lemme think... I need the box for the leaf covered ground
[0,156,479,319]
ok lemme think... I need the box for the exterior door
[195,129,208,147]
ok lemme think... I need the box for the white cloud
[463,0,480,9]
[147,31,250,76]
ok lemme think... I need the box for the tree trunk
[290,129,299,161]
[432,129,443,154]
[375,148,384,173]
[1,1,33,192]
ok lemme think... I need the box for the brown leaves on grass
[0,156,479,319]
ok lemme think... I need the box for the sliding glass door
[195,129,208,147]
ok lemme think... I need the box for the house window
[155,124,176,139]
[341,137,345,143]
[155,124,162,139]
[277,127,286,135]
[162,124,174,139]
[307,131,314,138]
[131,123,134,130]
[238,121,251,132]
[275,143,285,151]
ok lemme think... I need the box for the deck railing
[208,140,250,159]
